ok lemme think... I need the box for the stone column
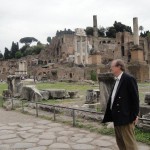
[80,36,83,64]
[85,37,88,64]
[74,36,78,64]
[25,61,27,74]
[93,15,98,37]
[22,62,25,74]
[98,73,115,112]
[133,17,139,46]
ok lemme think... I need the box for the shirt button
[117,104,119,106]
[119,97,121,99]
[118,111,120,112]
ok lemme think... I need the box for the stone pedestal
[98,73,115,112]
[7,75,21,97]
[130,49,144,62]
[85,89,100,104]
[92,54,101,65]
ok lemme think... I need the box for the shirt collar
[115,72,123,80]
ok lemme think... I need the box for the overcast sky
[0,0,150,53]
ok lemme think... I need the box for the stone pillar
[93,15,98,37]
[80,36,83,64]
[85,37,88,64]
[133,17,139,46]
[74,36,78,64]
[7,75,21,96]
[98,73,115,112]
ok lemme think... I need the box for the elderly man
[102,59,139,150]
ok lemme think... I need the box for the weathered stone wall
[128,63,149,82]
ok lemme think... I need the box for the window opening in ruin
[70,73,72,78]
[121,46,125,56]
[57,48,59,55]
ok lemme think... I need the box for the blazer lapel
[113,72,125,101]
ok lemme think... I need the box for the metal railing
[21,101,103,127]
[2,98,150,127]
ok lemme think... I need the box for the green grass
[36,82,93,92]
[75,121,150,145]
[0,83,7,96]
[40,99,77,105]
[138,83,150,104]
[135,127,150,145]
[0,83,7,107]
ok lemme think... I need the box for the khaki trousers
[114,122,138,150]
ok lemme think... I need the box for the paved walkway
[0,109,149,150]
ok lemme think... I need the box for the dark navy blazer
[102,72,139,126]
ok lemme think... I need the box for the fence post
[22,100,24,113]
[36,103,38,117]
[11,98,14,110]
[53,106,56,121]
[73,109,76,127]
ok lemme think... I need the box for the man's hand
[134,116,139,125]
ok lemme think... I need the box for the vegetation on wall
[90,70,97,81]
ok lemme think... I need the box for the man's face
[110,61,120,75]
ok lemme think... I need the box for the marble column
[85,37,88,64]
[74,36,78,64]
[93,15,98,37]
[133,17,139,46]
[80,36,83,64]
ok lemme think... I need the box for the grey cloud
[0,0,149,53]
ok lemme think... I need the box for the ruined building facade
[0,16,150,82]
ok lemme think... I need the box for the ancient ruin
[0,16,149,82]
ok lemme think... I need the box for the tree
[20,37,38,45]
[140,30,150,37]
[113,21,132,33]
[106,21,132,38]
[20,45,29,56]
[10,42,19,58]
[0,51,3,59]
[4,47,11,59]
[98,27,106,37]
[85,27,93,36]
[106,27,116,38]
[139,26,144,34]
[47,37,51,44]
[15,51,22,59]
